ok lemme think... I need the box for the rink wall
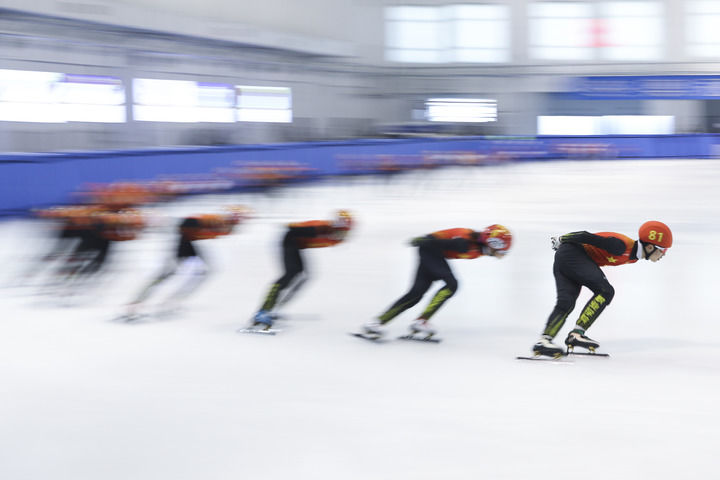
[1,134,719,214]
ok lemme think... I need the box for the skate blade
[566,351,610,357]
[516,355,572,363]
[351,332,386,343]
[111,313,150,323]
[397,334,442,343]
[237,326,279,335]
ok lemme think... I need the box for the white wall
[1,0,719,151]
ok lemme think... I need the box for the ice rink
[1,158,719,480]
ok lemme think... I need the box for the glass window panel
[602,45,661,60]
[0,69,59,104]
[607,17,662,46]
[133,105,198,123]
[688,16,720,43]
[447,4,507,20]
[386,48,442,63]
[531,17,592,47]
[688,44,720,56]
[60,104,126,123]
[426,98,497,123]
[0,70,125,123]
[387,21,442,49]
[529,2,593,18]
[196,83,235,108]
[385,5,508,63]
[600,115,674,134]
[688,0,720,14]
[237,109,292,123]
[601,1,662,17]
[531,46,593,60]
[599,2,662,60]
[455,20,508,49]
[537,116,599,135]
[687,1,720,57]
[452,48,509,63]
[236,86,292,123]
[134,79,234,123]
[386,6,440,21]
[134,79,197,107]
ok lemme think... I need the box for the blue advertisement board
[1,135,718,214]
[568,76,720,100]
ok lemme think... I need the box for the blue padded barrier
[2,134,718,215]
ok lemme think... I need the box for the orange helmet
[480,224,513,253]
[638,221,672,248]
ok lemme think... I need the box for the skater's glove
[410,236,427,247]
[550,236,563,251]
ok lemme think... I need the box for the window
[385,6,444,63]
[236,86,292,123]
[687,1,720,57]
[599,2,663,61]
[529,2,595,60]
[426,98,497,122]
[56,74,126,123]
[529,1,663,61]
[133,79,234,123]
[537,115,674,135]
[385,4,510,63]
[447,5,510,63]
[0,70,124,123]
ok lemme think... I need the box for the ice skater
[532,220,673,358]
[124,208,246,319]
[53,209,145,294]
[249,210,353,330]
[359,224,513,341]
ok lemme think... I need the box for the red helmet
[638,221,672,248]
[480,224,512,253]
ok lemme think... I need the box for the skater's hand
[550,236,562,251]
[410,236,427,247]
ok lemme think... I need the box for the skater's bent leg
[378,273,432,324]
[414,252,457,321]
[165,257,209,304]
[131,270,174,305]
[275,272,308,308]
[575,283,614,331]
[417,275,457,320]
[260,246,303,312]
[542,272,581,338]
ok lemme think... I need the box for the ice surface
[1,159,719,480]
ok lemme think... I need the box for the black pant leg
[416,244,457,320]
[543,244,614,337]
[260,231,305,311]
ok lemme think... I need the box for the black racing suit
[543,231,638,338]
[378,236,474,324]
[259,225,323,312]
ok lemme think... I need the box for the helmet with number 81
[638,221,672,248]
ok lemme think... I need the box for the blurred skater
[249,210,353,330]
[532,221,673,358]
[53,209,145,295]
[124,207,247,319]
[359,224,512,340]
[22,205,101,286]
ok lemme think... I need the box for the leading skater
[532,220,673,357]
[360,224,513,340]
